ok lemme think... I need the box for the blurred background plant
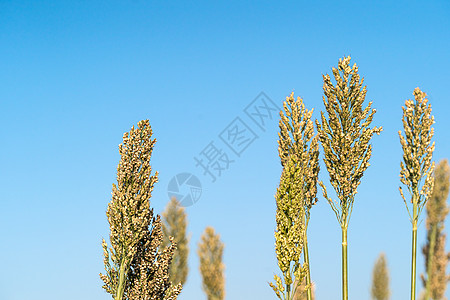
[162,197,190,288]
[198,226,225,300]
[421,159,450,300]
[294,277,316,300]
[371,253,390,300]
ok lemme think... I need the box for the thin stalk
[287,282,292,300]
[115,259,127,300]
[411,202,418,300]
[425,224,438,300]
[303,231,312,300]
[342,227,348,300]
[411,226,417,300]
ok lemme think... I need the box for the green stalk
[115,259,127,300]
[303,231,312,300]
[287,279,292,300]
[342,227,348,300]
[411,225,417,300]
[425,224,438,300]
[411,202,418,300]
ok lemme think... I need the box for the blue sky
[1,1,449,299]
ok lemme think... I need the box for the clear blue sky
[1,1,449,299]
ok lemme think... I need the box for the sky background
[1,1,449,299]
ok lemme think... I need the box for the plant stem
[115,259,127,300]
[411,226,417,300]
[342,227,348,300]
[425,224,438,300]
[411,202,418,300]
[303,231,312,300]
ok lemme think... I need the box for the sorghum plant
[398,88,435,300]
[273,92,319,300]
[371,253,390,300]
[162,197,190,287]
[198,226,225,300]
[99,120,182,300]
[421,159,450,300]
[316,56,382,300]
[270,154,308,300]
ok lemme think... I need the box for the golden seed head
[398,87,435,219]
[100,120,182,299]
[316,56,382,226]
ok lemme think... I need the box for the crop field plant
[99,57,449,300]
